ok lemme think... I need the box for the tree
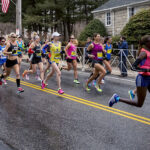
[78,19,107,41]
[121,9,150,44]
[0,0,108,39]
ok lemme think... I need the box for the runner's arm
[3,43,12,55]
[132,51,150,72]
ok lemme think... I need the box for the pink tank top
[66,43,77,60]
[139,48,150,76]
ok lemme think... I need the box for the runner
[86,33,106,92]
[44,32,64,94]
[42,40,51,75]
[103,37,112,74]
[61,35,80,84]
[17,35,24,70]
[0,37,7,84]
[0,33,24,93]
[109,35,150,107]
[22,35,45,89]
[26,33,41,81]
[42,40,49,65]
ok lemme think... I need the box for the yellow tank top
[50,42,61,63]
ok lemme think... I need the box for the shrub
[121,9,150,44]
[78,19,108,41]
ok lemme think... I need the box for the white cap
[52,32,61,38]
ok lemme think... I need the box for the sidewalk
[22,54,137,78]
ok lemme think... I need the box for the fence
[61,46,138,75]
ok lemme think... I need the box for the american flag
[1,0,10,13]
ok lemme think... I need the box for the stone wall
[114,8,128,35]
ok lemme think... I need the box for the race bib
[37,53,41,57]
[54,54,61,59]
[36,49,41,57]
[97,52,103,59]
[12,47,18,55]
[71,51,76,57]
[107,49,112,54]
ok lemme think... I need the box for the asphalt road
[0,63,150,150]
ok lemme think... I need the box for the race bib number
[71,51,76,57]
[97,52,103,59]
[12,47,18,55]
[37,53,41,57]
[36,49,41,57]
[107,49,112,54]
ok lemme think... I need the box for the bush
[121,9,150,44]
[78,19,108,41]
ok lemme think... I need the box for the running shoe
[92,80,96,87]
[25,74,30,80]
[58,88,64,94]
[85,84,91,92]
[17,87,24,93]
[109,94,120,107]
[35,75,41,81]
[128,90,135,100]
[41,81,46,89]
[44,82,48,87]
[2,79,7,85]
[95,84,102,93]
[37,76,41,81]
[101,79,105,84]
[22,70,28,78]
[74,79,80,84]
[106,71,111,75]
[0,79,2,86]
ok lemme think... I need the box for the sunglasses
[1,41,5,42]
[11,36,16,38]
[70,38,75,39]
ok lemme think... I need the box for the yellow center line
[8,77,150,125]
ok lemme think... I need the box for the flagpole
[16,0,22,35]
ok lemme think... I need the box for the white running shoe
[25,74,29,80]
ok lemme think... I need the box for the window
[128,7,135,18]
[106,12,111,26]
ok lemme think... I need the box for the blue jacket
[118,40,128,57]
[85,42,92,58]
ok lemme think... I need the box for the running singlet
[50,41,61,63]
[8,43,18,56]
[105,43,112,60]
[66,43,77,60]
[17,41,23,54]
[91,42,103,60]
[42,44,51,55]
[33,45,42,58]
[139,48,150,76]
[0,45,7,60]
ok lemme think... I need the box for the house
[92,0,150,36]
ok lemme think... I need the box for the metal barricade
[61,46,138,75]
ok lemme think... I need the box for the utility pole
[16,0,22,35]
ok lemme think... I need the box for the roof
[92,0,150,13]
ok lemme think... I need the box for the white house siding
[93,2,150,36]
[135,4,150,13]
[114,8,128,35]
[93,12,113,35]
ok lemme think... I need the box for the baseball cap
[52,32,61,38]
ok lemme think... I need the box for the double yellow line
[8,77,150,125]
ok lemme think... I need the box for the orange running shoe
[22,70,28,78]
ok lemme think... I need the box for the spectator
[118,36,128,77]
[85,37,92,62]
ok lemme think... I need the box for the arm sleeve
[132,52,150,72]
